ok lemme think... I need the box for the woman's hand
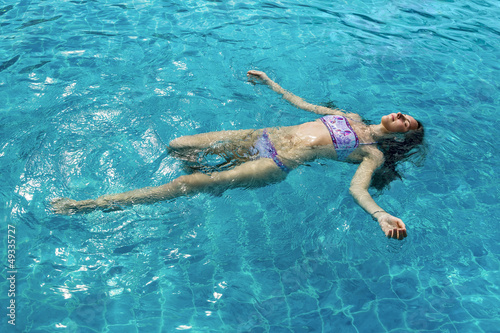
[247,70,271,84]
[377,213,407,240]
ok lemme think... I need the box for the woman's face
[381,112,419,133]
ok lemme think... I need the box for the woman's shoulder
[345,113,363,122]
[361,145,384,163]
[314,106,362,121]
[347,146,383,164]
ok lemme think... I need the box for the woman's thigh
[169,129,256,150]
[169,130,262,172]
[184,158,288,193]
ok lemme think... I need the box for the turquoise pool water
[1,0,499,332]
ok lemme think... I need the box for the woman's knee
[168,136,188,150]
[174,173,214,194]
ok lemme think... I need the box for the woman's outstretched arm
[247,70,359,119]
[349,152,407,240]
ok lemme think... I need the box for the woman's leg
[51,159,287,215]
[168,129,259,170]
[169,129,256,151]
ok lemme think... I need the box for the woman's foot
[51,198,97,215]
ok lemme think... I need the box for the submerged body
[171,114,379,173]
[52,70,424,240]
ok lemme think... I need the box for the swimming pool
[1,0,499,331]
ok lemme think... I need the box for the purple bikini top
[320,115,361,161]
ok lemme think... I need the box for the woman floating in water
[52,70,426,240]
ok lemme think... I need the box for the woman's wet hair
[370,120,427,191]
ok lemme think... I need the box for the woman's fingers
[386,228,407,240]
[247,71,260,84]
[247,69,262,75]
[247,70,267,80]
[381,215,407,240]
